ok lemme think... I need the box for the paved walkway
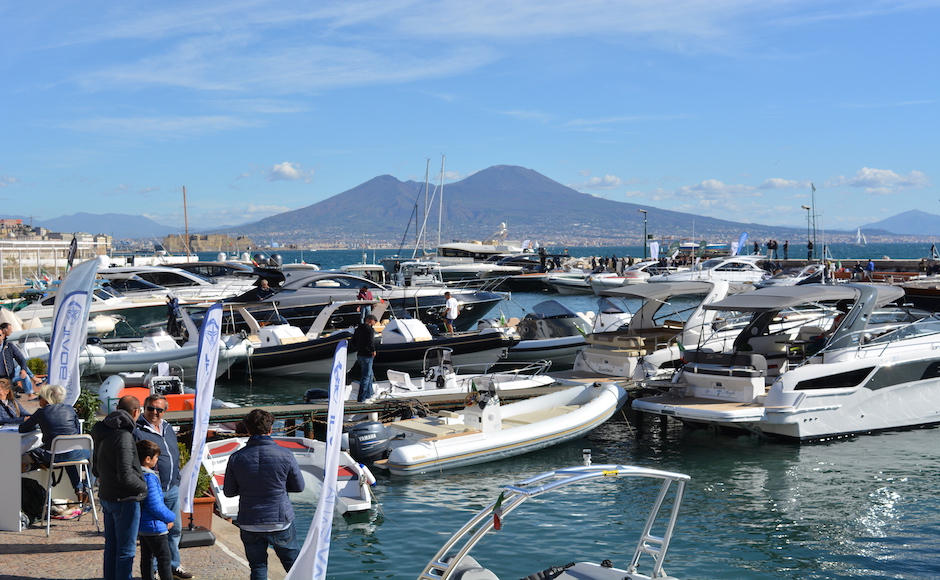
[0,501,286,580]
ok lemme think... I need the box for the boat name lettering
[57,327,72,380]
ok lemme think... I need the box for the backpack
[21,477,47,525]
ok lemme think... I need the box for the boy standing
[137,440,177,580]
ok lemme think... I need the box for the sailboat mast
[437,155,445,249]
[182,186,191,258]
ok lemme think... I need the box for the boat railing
[449,358,552,378]
[417,464,690,580]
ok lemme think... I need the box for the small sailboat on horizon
[852,227,868,246]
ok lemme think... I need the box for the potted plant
[73,388,100,434]
[178,442,215,530]
[26,356,47,378]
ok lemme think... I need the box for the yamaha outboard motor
[270,253,282,267]
[347,421,392,463]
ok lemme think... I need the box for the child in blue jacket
[137,439,177,580]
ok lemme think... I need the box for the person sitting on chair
[19,384,90,504]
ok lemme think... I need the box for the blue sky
[1,1,936,234]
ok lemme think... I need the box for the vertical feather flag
[179,303,223,514]
[285,339,348,580]
[48,257,100,406]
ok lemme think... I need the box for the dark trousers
[240,523,300,580]
[139,533,174,580]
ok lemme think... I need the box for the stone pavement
[0,506,287,580]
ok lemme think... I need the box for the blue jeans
[360,304,371,324]
[162,485,182,569]
[35,448,90,493]
[240,523,300,580]
[101,499,141,580]
[357,355,374,402]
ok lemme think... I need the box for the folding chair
[45,434,100,536]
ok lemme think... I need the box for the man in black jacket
[92,395,148,580]
[352,314,377,402]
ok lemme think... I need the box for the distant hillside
[36,212,176,240]
[862,210,940,236]
[221,165,809,245]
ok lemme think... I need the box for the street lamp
[638,209,648,260]
[801,205,812,261]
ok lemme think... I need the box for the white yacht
[631,284,940,441]
[647,254,769,284]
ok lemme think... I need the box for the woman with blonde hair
[0,378,29,425]
[19,384,90,504]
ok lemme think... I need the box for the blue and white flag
[732,232,748,256]
[285,340,348,580]
[48,257,100,406]
[179,303,223,514]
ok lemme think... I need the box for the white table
[0,429,43,532]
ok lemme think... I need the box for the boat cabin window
[303,276,382,290]
[105,276,164,293]
[649,293,709,326]
[138,271,214,287]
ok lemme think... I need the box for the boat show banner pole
[48,256,100,406]
[180,302,223,514]
[285,339,348,580]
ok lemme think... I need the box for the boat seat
[277,336,308,345]
[501,405,577,426]
[393,421,468,438]
[387,370,420,391]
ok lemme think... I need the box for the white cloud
[758,177,811,190]
[267,162,314,183]
[571,174,624,190]
[0,175,19,188]
[824,167,930,194]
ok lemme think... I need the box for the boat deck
[637,395,764,412]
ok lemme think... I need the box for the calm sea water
[201,252,939,580]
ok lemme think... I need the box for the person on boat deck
[783,240,789,260]
[807,240,813,261]
[867,259,875,275]
[255,279,275,300]
[443,291,460,333]
[352,315,378,403]
[0,378,30,425]
[223,409,305,580]
[357,285,374,324]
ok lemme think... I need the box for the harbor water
[200,246,937,578]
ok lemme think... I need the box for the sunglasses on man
[145,405,167,413]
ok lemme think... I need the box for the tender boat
[418,460,691,580]
[587,260,685,292]
[342,346,556,402]
[630,284,940,441]
[97,362,238,414]
[79,306,252,377]
[348,382,626,474]
[202,436,375,517]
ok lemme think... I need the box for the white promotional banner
[649,241,660,261]
[285,340,348,580]
[179,303,223,513]
[48,257,100,406]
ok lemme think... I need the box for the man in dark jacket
[134,395,193,580]
[92,395,148,580]
[351,314,377,402]
[224,409,304,580]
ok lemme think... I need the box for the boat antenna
[182,186,192,258]
[438,155,445,249]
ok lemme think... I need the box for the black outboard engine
[347,421,392,463]
[303,389,329,403]
[270,253,282,267]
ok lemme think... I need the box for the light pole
[638,209,648,260]
[801,205,812,261]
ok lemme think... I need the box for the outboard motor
[253,253,268,266]
[347,421,392,463]
[303,388,329,403]
[269,253,282,267]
